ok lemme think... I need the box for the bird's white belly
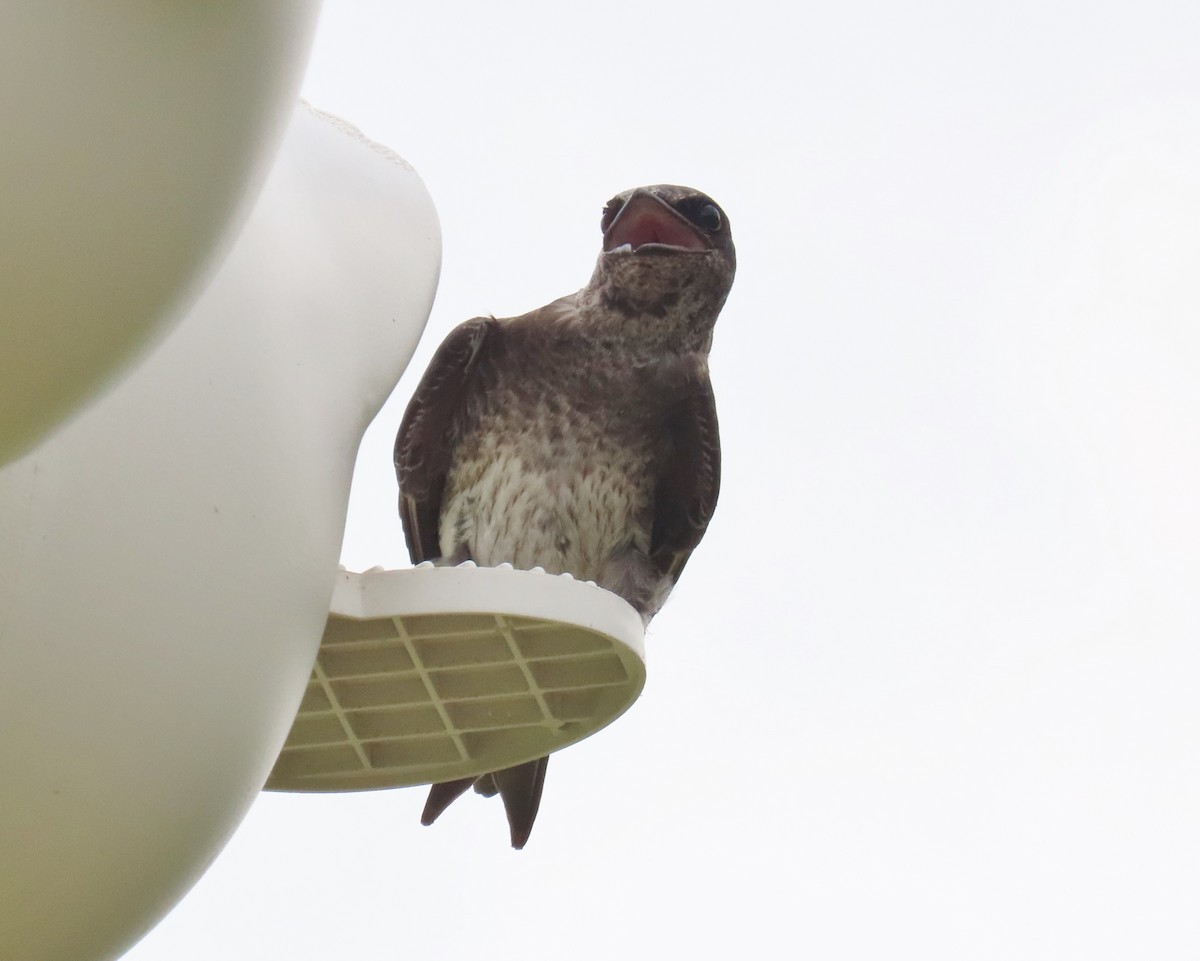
[440,442,652,582]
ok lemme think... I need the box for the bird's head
[585,185,736,348]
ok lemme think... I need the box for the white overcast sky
[129,2,1200,959]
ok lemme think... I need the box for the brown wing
[394,317,497,563]
[650,381,721,583]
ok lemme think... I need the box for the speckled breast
[438,347,659,582]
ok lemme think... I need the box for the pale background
[128,2,1200,958]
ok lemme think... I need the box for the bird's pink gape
[604,194,710,252]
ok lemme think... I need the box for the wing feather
[650,381,721,583]
[394,318,497,563]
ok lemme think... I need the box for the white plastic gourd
[0,103,441,961]
[0,1,323,464]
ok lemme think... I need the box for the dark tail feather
[421,777,474,826]
[419,757,549,848]
[493,756,549,850]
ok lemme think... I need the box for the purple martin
[394,184,735,848]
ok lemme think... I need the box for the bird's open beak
[603,190,711,254]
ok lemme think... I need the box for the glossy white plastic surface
[267,565,647,792]
[0,0,322,464]
[0,106,440,961]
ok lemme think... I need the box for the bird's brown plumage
[394,184,735,847]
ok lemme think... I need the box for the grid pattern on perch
[265,609,643,792]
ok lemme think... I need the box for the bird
[394,184,736,848]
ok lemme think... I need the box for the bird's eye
[695,203,722,231]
